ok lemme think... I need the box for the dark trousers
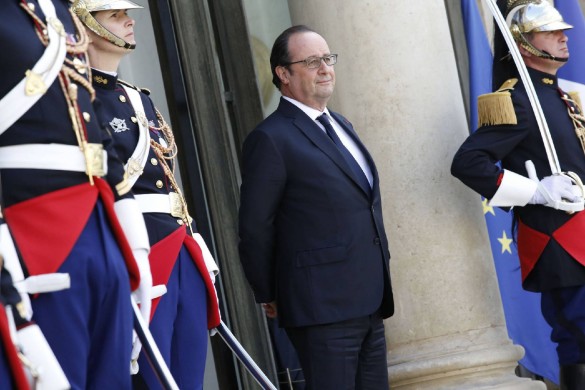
[285,311,388,390]
[541,285,585,365]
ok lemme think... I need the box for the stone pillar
[286,1,544,389]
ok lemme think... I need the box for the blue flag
[461,0,558,383]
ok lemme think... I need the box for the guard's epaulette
[477,78,518,127]
[117,79,151,95]
[567,91,583,112]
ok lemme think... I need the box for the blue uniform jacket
[91,69,193,245]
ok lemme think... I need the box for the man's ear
[276,66,289,85]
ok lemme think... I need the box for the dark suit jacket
[238,98,393,328]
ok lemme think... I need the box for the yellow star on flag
[482,198,495,216]
[498,230,513,254]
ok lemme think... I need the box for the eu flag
[461,0,558,383]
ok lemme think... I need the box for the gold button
[28,3,35,11]
[177,219,184,225]
[131,116,137,123]
[119,95,126,103]
[150,158,158,166]
[83,112,91,122]
[156,180,163,189]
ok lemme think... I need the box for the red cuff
[496,172,504,187]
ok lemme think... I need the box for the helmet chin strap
[97,22,136,50]
[540,50,569,63]
[517,32,568,63]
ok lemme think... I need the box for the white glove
[526,160,584,213]
[114,198,152,374]
[528,174,579,205]
[192,233,219,284]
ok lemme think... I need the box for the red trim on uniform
[94,178,140,291]
[4,183,98,277]
[184,234,221,329]
[496,172,504,187]
[148,225,221,328]
[0,307,30,390]
[553,211,585,267]
[517,220,550,281]
[4,180,140,291]
[148,226,184,318]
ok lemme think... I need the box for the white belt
[0,143,107,174]
[135,192,187,220]
[135,193,173,214]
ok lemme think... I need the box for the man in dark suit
[238,25,394,389]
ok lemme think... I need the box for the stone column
[286,1,544,389]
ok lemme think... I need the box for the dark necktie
[316,114,371,195]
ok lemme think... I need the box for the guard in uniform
[451,1,585,388]
[73,1,221,388]
[0,0,153,388]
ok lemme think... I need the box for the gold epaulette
[117,79,151,95]
[568,91,583,112]
[477,78,518,127]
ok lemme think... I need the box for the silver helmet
[506,0,572,61]
[72,0,143,50]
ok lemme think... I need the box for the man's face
[277,32,335,111]
[529,30,569,59]
[522,29,569,73]
[90,9,136,53]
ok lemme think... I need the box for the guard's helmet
[72,0,143,50]
[505,0,572,61]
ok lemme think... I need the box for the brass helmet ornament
[505,0,573,62]
[72,0,143,50]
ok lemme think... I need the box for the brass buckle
[169,192,185,219]
[84,143,105,178]
[169,192,193,223]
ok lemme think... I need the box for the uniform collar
[91,68,118,90]
[527,67,558,89]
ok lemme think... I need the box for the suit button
[374,237,381,245]
[119,95,127,102]
[156,180,163,188]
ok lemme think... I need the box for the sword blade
[216,321,277,390]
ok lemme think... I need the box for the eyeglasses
[283,54,338,69]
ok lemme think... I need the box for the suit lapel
[278,99,372,198]
[329,110,378,190]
